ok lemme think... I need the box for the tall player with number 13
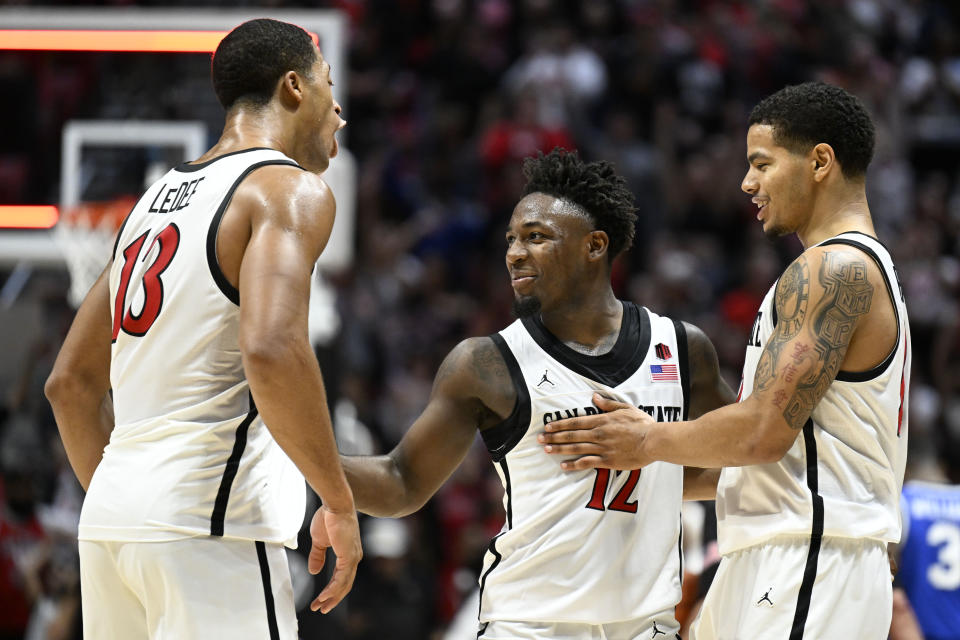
[45,19,361,639]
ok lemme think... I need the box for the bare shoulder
[768,244,882,332]
[801,243,883,284]
[237,165,336,224]
[679,320,735,416]
[679,321,720,372]
[791,244,881,327]
[800,242,896,368]
[218,166,335,285]
[435,337,516,422]
[437,337,510,391]
[236,167,336,260]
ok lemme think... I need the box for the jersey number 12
[586,468,641,513]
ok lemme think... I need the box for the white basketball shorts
[79,536,297,639]
[690,535,892,640]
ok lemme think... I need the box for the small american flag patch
[649,364,679,382]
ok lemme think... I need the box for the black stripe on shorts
[789,419,824,640]
[256,541,281,640]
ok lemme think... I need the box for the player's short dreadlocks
[521,148,638,261]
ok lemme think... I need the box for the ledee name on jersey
[148,177,206,214]
[541,404,682,426]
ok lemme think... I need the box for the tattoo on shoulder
[777,259,810,338]
[813,252,873,349]
[436,338,509,393]
[755,257,811,393]
[433,338,514,426]
[757,251,875,429]
[469,338,510,386]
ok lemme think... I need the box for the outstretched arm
[542,246,882,469]
[342,337,515,518]
[45,265,114,490]
[648,246,879,467]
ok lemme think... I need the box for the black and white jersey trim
[673,320,691,421]
[476,533,505,627]
[500,459,513,530]
[481,334,531,462]
[520,302,651,387]
[205,159,302,306]
[818,238,900,383]
[175,147,279,173]
[211,393,258,536]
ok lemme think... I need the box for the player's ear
[278,70,304,107]
[811,143,836,183]
[587,230,609,262]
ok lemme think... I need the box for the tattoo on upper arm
[434,347,463,387]
[757,251,874,429]
[435,338,514,426]
[470,339,509,387]
[777,259,810,339]
[755,258,810,392]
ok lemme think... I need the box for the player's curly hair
[749,82,875,178]
[521,148,638,261]
[212,19,317,110]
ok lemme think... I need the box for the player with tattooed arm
[541,83,911,639]
[342,149,734,639]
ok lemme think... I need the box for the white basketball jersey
[478,303,688,624]
[80,148,307,547]
[717,232,911,554]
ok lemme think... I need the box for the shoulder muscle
[240,167,336,260]
[434,336,516,425]
[219,166,335,289]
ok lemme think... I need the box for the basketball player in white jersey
[341,148,735,639]
[541,83,910,639]
[44,19,361,639]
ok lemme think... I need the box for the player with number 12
[341,148,735,639]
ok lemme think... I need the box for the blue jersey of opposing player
[899,481,960,640]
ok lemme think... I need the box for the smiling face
[294,50,346,172]
[505,193,598,317]
[741,123,816,239]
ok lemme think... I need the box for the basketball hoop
[54,196,134,308]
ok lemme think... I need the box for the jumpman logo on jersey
[651,621,666,637]
[537,370,555,387]
[756,587,774,607]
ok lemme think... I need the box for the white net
[54,198,132,308]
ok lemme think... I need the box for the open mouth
[753,199,769,221]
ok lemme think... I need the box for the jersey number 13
[112,224,181,341]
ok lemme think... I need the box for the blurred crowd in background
[1,0,960,638]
